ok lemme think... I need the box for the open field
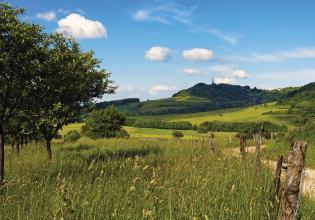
[1,137,315,219]
[131,102,297,129]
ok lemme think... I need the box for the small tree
[64,130,81,143]
[85,107,128,139]
[172,131,184,139]
[0,3,47,183]
[36,33,115,160]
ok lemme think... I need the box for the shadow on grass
[61,144,94,152]
[82,144,162,162]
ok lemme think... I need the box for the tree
[172,131,184,139]
[36,33,115,160]
[84,106,128,139]
[0,3,46,183]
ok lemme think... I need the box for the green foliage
[85,107,128,139]
[126,119,192,130]
[172,130,184,139]
[64,130,81,143]
[199,121,287,134]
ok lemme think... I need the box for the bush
[115,129,130,139]
[85,106,128,139]
[172,131,184,139]
[64,130,81,142]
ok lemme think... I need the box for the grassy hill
[97,83,290,115]
[131,102,296,128]
[280,82,315,112]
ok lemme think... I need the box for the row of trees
[199,121,287,138]
[0,4,115,184]
[126,119,193,130]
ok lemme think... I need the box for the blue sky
[9,0,315,101]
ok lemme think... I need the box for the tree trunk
[46,138,52,161]
[0,128,4,184]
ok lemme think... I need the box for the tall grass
[0,138,314,219]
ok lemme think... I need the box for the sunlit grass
[1,137,314,219]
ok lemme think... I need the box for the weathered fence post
[274,155,284,197]
[208,134,214,153]
[253,134,261,168]
[280,140,308,220]
[240,134,246,158]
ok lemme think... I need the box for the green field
[131,102,296,129]
[2,137,315,219]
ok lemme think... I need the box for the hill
[97,83,291,115]
[279,82,315,112]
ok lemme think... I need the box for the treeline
[199,121,287,138]
[126,119,193,130]
[199,121,287,132]
[0,4,114,184]
[96,98,140,109]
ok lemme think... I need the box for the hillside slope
[97,83,290,115]
[279,82,315,112]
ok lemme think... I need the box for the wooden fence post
[280,140,308,220]
[274,155,284,197]
[208,135,214,153]
[240,134,246,158]
[253,134,261,168]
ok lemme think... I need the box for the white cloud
[145,46,171,61]
[56,13,107,39]
[36,11,56,21]
[232,70,249,79]
[182,48,214,61]
[133,10,150,21]
[231,48,315,62]
[214,77,237,84]
[132,2,196,25]
[149,84,178,95]
[189,25,242,46]
[182,68,202,75]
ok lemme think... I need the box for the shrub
[85,106,128,139]
[172,131,184,139]
[64,130,81,142]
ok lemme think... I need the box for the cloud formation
[189,25,241,46]
[214,77,237,84]
[36,11,56,21]
[231,48,315,62]
[149,84,178,95]
[56,13,107,39]
[182,48,214,61]
[182,68,202,75]
[145,46,171,61]
[132,2,196,25]
[232,70,249,79]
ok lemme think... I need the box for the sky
[8,0,315,101]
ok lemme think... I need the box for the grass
[132,102,297,129]
[1,137,314,219]
[263,137,315,169]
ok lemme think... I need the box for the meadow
[1,137,315,219]
[131,102,297,129]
